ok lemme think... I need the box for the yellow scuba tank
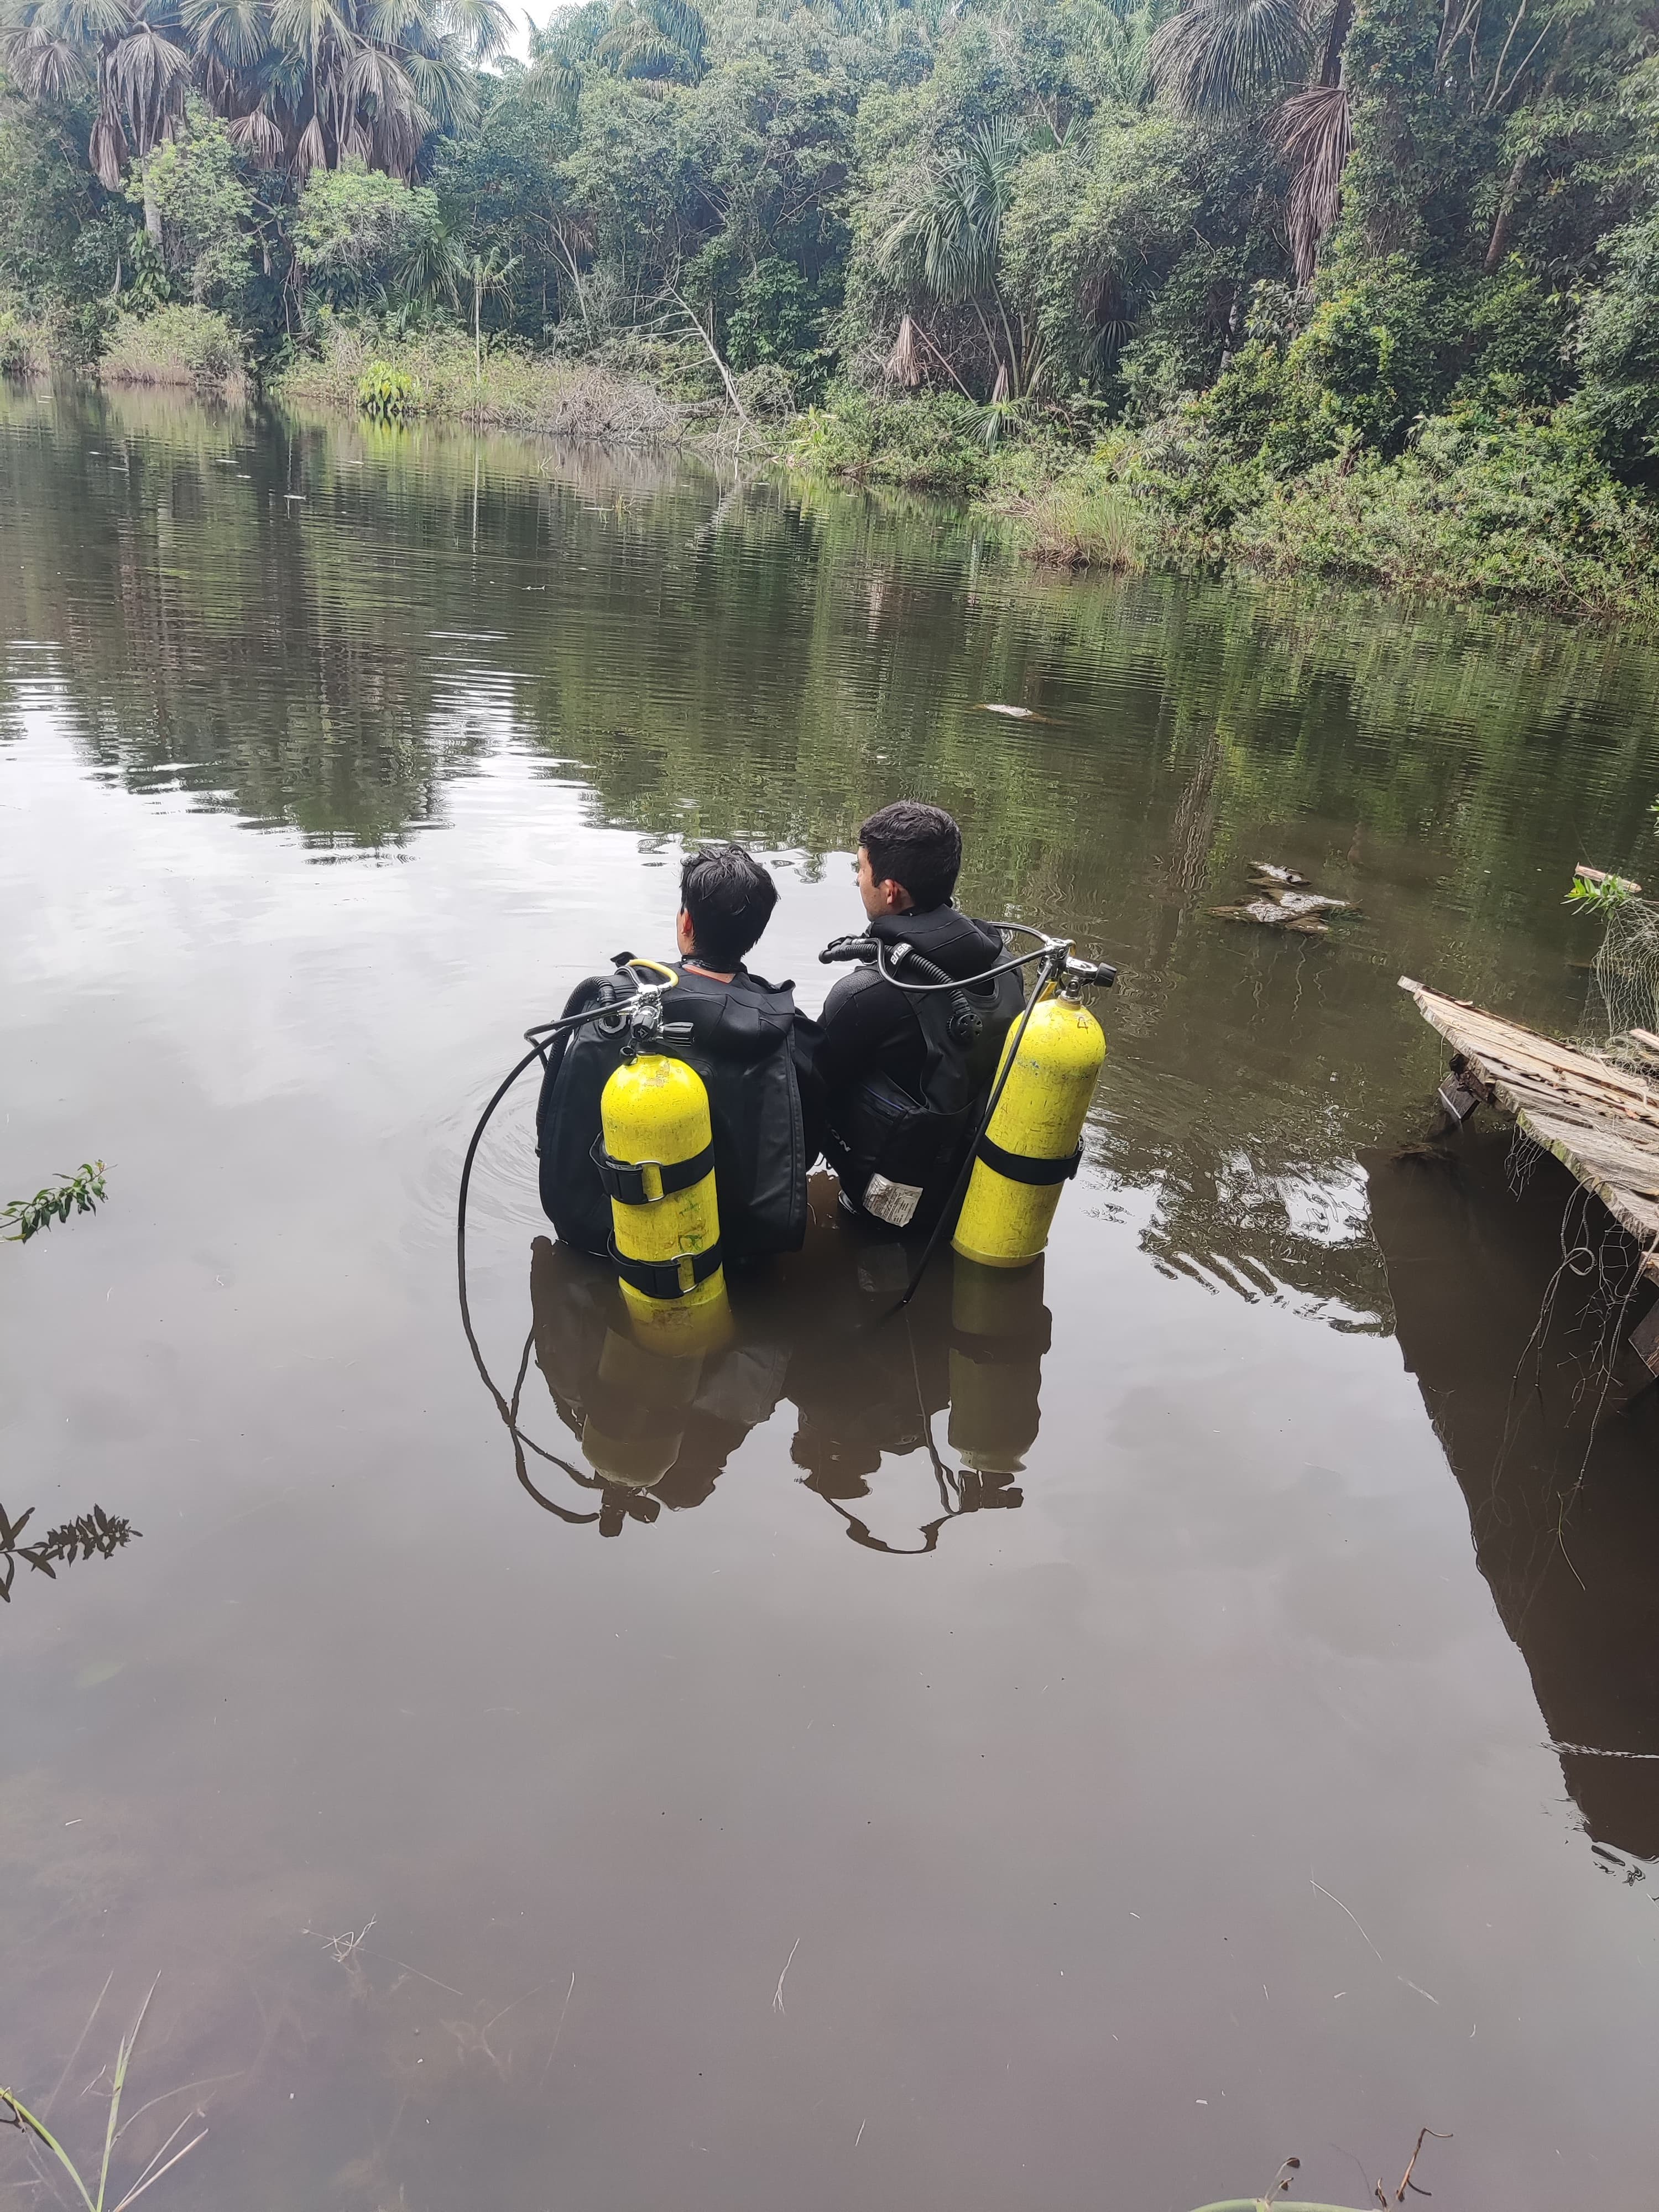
[952,987,1105,1269]
[599,1049,726,1324]
[594,964,727,1325]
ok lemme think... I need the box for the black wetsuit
[815,904,1023,1227]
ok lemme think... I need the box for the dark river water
[4,386,1659,2212]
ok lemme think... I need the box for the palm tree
[465,243,515,388]
[1148,0,1354,287]
[1,0,192,238]
[879,116,1036,397]
[594,0,705,87]
[0,0,512,214]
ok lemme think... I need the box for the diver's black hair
[680,842,778,969]
[859,800,962,911]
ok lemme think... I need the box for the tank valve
[1063,957,1117,992]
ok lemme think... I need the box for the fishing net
[1585,893,1659,1052]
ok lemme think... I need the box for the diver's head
[857,800,962,919]
[677,842,778,974]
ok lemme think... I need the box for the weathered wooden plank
[1399,976,1659,1282]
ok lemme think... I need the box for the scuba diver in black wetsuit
[535,842,823,1265]
[815,800,1025,1231]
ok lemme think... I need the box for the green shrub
[989,452,1145,569]
[725,257,832,403]
[100,304,248,392]
[1571,208,1659,488]
[0,307,35,377]
[1235,407,1659,616]
[786,388,994,492]
[1287,259,1457,453]
[356,358,421,418]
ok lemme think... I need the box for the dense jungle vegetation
[3,0,1659,614]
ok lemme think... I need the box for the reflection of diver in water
[524,1176,1053,1550]
[1369,1128,1659,1859]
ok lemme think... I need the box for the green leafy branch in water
[2,1980,206,2212]
[0,1502,138,1604]
[1565,866,1640,917]
[3,1162,108,1243]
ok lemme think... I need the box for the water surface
[4,387,1659,2212]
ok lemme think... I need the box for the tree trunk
[1484,151,1528,269]
[140,155,162,247]
[1319,0,1355,84]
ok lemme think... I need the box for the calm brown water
[4,385,1659,2212]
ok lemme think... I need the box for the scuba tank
[952,979,1107,1269]
[591,963,731,1326]
[820,925,1115,1277]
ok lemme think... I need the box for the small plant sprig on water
[1566,870,1637,917]
[0,1501,138,1604]
[2,1980,207,2212]
[3,1162,108,1243]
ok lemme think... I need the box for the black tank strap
[608,1239,724,1300]
[590,1134,716,1206]
[975,1134,1083,1186]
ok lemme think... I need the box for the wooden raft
[1400,976,1659,1281]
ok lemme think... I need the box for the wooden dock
[1399,976,1659,1285]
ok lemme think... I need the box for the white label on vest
[863,1172,922,1227]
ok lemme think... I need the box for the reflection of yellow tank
[599,1050,727,1327]
[948,1254,1051,1475]
[953,991,1105,1269]
[581,1324,706,1488]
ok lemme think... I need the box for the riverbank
[276,325,725,444]
[782,386,1659,624]
[33,301,1659,623]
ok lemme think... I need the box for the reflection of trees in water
[1370,1126,1659,1861]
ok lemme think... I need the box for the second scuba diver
[815,799,1024,1230]
[536,842,821,1265]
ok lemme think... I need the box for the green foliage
[1571,207,1659,487]
[1289,259,1454,455]
[2,0,1659,619]
[0,301,36,374]
[1233,407,1659,615]
[724,255,829,397]
[139,105,253,310]
[356,358,421,417]
[3,1161,107,1242]
[100,302,246,388]
[1566,870,1639,916]
[294,165,448,313]
[787,385,993,490]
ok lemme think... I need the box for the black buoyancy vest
[536,963,807,1264]
[823,910,1026,1224]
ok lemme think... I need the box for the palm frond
[225,97,286,160]
[291,103,325,170]
[0,19,90,95]
[1276,79,1350,286]
[180,0,269,66]
[107,22,190,149]
[438,0,508,60]
[88,98,128,179]
[1149,0,1312,111]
